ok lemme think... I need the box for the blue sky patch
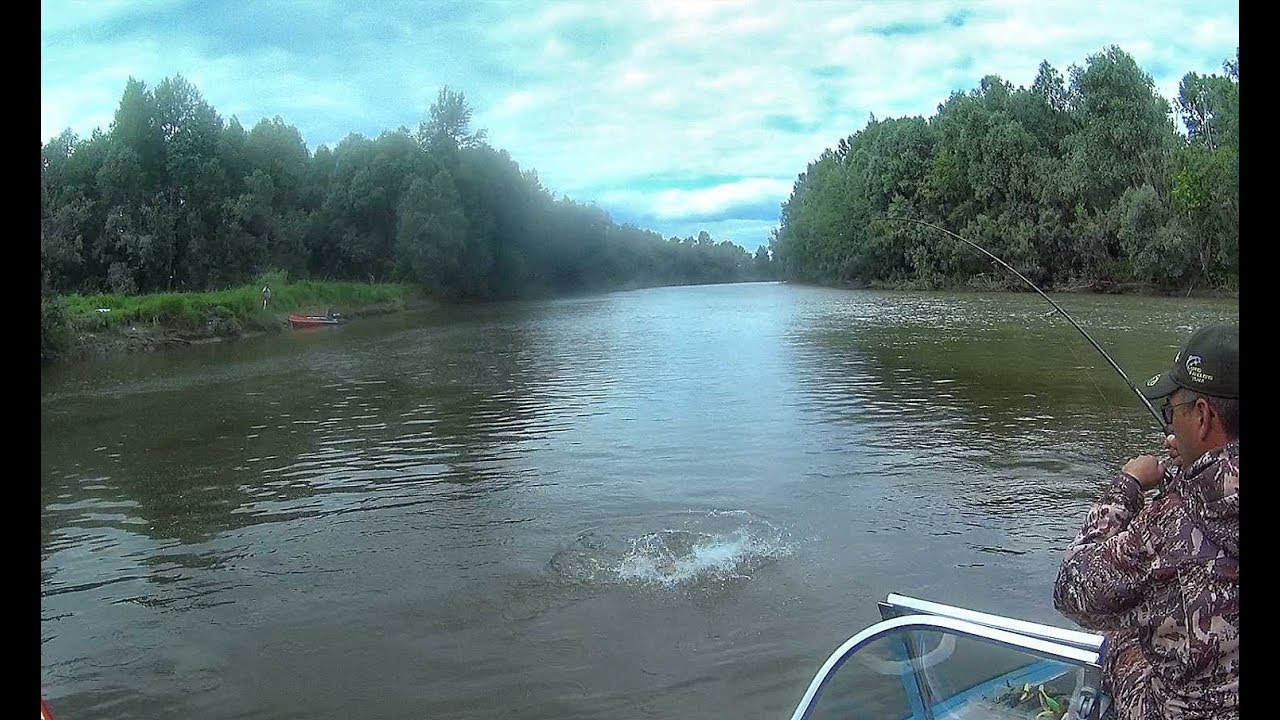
[41,1,1239,251]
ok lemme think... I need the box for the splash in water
[549,509,791,589]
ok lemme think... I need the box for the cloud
[41,0,1239,251]
[652,179,791,221]
[599,177,788,222]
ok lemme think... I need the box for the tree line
[41,82,776,302]
[771,45,1239,294]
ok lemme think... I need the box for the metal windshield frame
[882,593,1104,652]
[788,613,1102,720]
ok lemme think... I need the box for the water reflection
[41,283,1238,720]
[786,289,1238,558]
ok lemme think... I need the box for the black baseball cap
[1140,323,1238,400]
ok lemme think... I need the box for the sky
[41,1,1239,252]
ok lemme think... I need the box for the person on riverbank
[262,284,272,310]
[1054,323,1238,719]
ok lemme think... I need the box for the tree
[39,75,766,303]
[154,75,225,290]
[772,45,1235,293]
[417,86,488,150]
[395,170,483,298]
[1062,46,1176,213]
[753,246,773,279]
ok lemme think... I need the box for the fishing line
[884,216,1166,432]
[1066,326,1112,409]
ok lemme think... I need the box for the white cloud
[599,178,791,221]
[1194,18,1236,45]
[40,0,182,35]
[654,179,793,219]
[41,0,1239,250]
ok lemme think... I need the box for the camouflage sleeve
[1053,474,1155,631]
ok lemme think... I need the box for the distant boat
[287,313,343,329]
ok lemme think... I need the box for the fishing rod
[884,216,1166,432]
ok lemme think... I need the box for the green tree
[40,76,771,309]
[417,86,488,150]
[396,169,485,298]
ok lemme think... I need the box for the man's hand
[1122,455,1164,491]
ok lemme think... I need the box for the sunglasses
[1160,398,1197,425]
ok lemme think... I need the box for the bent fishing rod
[884,216,1166,432]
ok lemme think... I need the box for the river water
[40,282,1238,719]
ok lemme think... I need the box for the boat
[789,593,1108,720]
[287,312,344,329]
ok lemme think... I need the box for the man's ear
[1196,398,1214,441]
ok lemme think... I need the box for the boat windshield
[790,609,1106,720]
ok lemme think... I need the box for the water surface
[41,282,1238,719]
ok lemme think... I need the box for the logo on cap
[1186,354,1215,384]
[1146,374,1160,387]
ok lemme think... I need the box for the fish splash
[548,509,791,589]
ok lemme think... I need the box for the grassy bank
[856,275,1239,298]
[41,273,421,363]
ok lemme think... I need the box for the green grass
[61,278,416,332]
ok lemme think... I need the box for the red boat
[287,312,343,328]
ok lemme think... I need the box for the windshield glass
[801,627,1084,720]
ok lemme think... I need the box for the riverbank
[41,277,425,364]
[42,276,1236,365]
[834,276,1239,299]
[65,301,414,361]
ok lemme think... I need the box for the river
[40,282,1239,719]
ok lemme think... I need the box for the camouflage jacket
[1054,441,1239,720]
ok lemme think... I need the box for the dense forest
[41,43,1239,321]
[40,84,775,303]
[771,46,1239,294]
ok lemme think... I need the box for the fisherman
[1054,323,1238,719]
[262,284,272,310]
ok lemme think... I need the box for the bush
[44,279,417,363]
[131,294,202,328]
[41,295,74,363]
